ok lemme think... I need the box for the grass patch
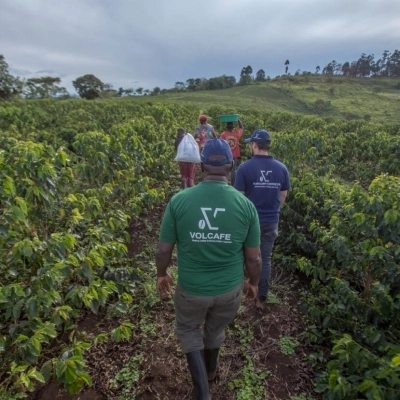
[126,75,400,124]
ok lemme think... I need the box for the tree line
[1,49,399,101]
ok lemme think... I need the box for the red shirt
[220,128,243,158]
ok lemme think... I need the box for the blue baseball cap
[201,139,233,166]
[244,129,272,144]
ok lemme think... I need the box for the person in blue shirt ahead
[234,129,290,310]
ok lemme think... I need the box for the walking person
[194,115,216,150]
[234,129,290,310]
[175,128,196,189]
[219,119,243,185]
[156,139,262,399]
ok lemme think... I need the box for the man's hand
[157,273,174,298]
[243,280,258,302]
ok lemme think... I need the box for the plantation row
[0,99,399,399]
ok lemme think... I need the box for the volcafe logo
[190,207,231,242]
[198,207,225,230]
[259,170,272,182]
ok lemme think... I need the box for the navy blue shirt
[234,155,290,223]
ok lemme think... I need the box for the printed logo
[198,207,225,230]
[259,170,272,182]
[191,207,231,243]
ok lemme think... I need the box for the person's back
[220,119,244,185]
[235,156,289,222]
[156,138,261,398]
[194,115,216,149]
[235,129,290,310]
[161,181,259,295]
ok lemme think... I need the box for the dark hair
[256,141,271,151]
[177,128,185,134]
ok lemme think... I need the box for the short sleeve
[159,201,177,244]
[244,206,260,247]
[281,167,290,191]
[234,164,246,192]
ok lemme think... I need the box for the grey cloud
[1,0,399,93]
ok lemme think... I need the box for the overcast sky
[1,0,399,93]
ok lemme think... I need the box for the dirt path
[28,178,317,400]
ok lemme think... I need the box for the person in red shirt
[220,119,243,185]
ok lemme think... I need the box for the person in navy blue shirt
[234,129,290,309]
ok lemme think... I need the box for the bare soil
[27,180,317,400]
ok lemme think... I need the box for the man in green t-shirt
[156,139,261,399]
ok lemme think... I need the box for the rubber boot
[185,351,210,400]
[203,348,219,381]
[181,181,187,190]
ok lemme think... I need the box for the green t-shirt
[159,181,260,296]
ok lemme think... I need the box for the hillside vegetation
[0,95,399,399]
[127,75,400,125]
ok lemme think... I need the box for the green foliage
[55,343,92,395]
[109,354,144,400]
[0,54,23,101]
[279,336,299,355]
[72,74,105,100]
[266,292,280,304]
[24,77,68,99]
[228,355,270,400]
[0,97,399,399]
[0,101,198,398]
[290,394,316,400]
[315,334,400,400]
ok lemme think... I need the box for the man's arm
[279,190,288,204]
[155,241,175,297]
[243,246,261,301]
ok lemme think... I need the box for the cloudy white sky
[1,0,400,94]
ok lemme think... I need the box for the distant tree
[151,86,161,95]
[315,66,320,74]
[0,54,23,100]
[285,60,290,74]
[117,87,134,96]
[208,75,236,90]
[322,62,334,75]
[24,76,67,99]
[174,81,185,91]
[388,49,400,76]
[143,89,150,95]
[100,83,118,98]
[255,69,266,82]
[135,87,143,95]
[72,74,104,99]
[342,62,350,76]
[239,75,252,85]
[239,65,253,85]
[224,75,236,87]
[355,53,374,77]
[186,78,196,91]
